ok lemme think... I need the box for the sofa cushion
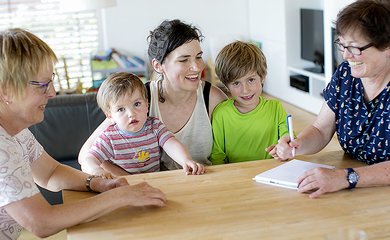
[30,92,105,162]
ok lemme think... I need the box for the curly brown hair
[147,19,204,64]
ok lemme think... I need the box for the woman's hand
[5,181,166,237]
[118,182,167,207]
[297,167,349,198]
[182,160,206,175]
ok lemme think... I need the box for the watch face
[346,168,359,189]
[348,172,358,183]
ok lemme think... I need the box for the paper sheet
[253,159,335,190]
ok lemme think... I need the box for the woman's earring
[158,72,164,81]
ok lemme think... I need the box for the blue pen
[286,115,295,157]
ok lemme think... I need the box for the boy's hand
[182,160,206,175]
[267,135,297,161]
[265,144,277,159]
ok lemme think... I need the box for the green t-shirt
[210,96,289,164]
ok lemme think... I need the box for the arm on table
[83,153,115,179]
[297,160,390,199]
[163,137,206,175]
[100,160,129,177]
[5,181,165,238]
[8,151,166,238]
[270,103,336,160]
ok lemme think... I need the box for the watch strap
[86,175,99,192]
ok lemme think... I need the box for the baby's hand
[97,171,114,179]
[183,160,206,175]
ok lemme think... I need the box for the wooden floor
[18,93,341,240]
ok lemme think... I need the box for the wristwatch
[345,168,359,189]
[86,175,99,192]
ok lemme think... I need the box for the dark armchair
[29,92,105,204]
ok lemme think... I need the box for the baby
[83,72,206,177]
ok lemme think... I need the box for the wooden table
[64,151,390,239]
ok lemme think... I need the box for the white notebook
[253,159,334,190]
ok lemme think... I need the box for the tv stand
[304,66,324,74]
[288,66,326,106]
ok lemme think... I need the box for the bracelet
[86,175,98,192]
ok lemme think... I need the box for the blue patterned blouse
[323,61,390,165]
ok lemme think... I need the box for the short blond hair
[0,28,57,99]
[215,41,267,86]
[97,72,148,114]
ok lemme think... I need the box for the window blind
[0,0,99,92]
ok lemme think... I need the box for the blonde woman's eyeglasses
[29,73,55,94]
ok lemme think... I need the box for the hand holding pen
[266,115,296,160]
[287,114,296,157]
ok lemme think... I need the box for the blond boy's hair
[97,72,148,114]
[0,28,57,99]
[215,41,267,86]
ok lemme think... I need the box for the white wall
[248,0,324,114]
[248,0,287,97]
[102,0,251,62]
[100,0,356,114]
[323,0,355,82]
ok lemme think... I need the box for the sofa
[29,92,106,204]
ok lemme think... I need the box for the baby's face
[227,71,263,113]
[107,89,148,133]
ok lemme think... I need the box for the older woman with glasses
[0,28,166,240]
[269,0,390,198]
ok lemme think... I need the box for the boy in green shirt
[210,41,289,164]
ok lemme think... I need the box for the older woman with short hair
[0,28,166,239]
[270,0,390,198]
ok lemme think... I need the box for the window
[0,0,99,92]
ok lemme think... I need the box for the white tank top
[149,80,212,170]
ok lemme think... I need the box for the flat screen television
[332,27,344,72]
[300,8,324,73]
